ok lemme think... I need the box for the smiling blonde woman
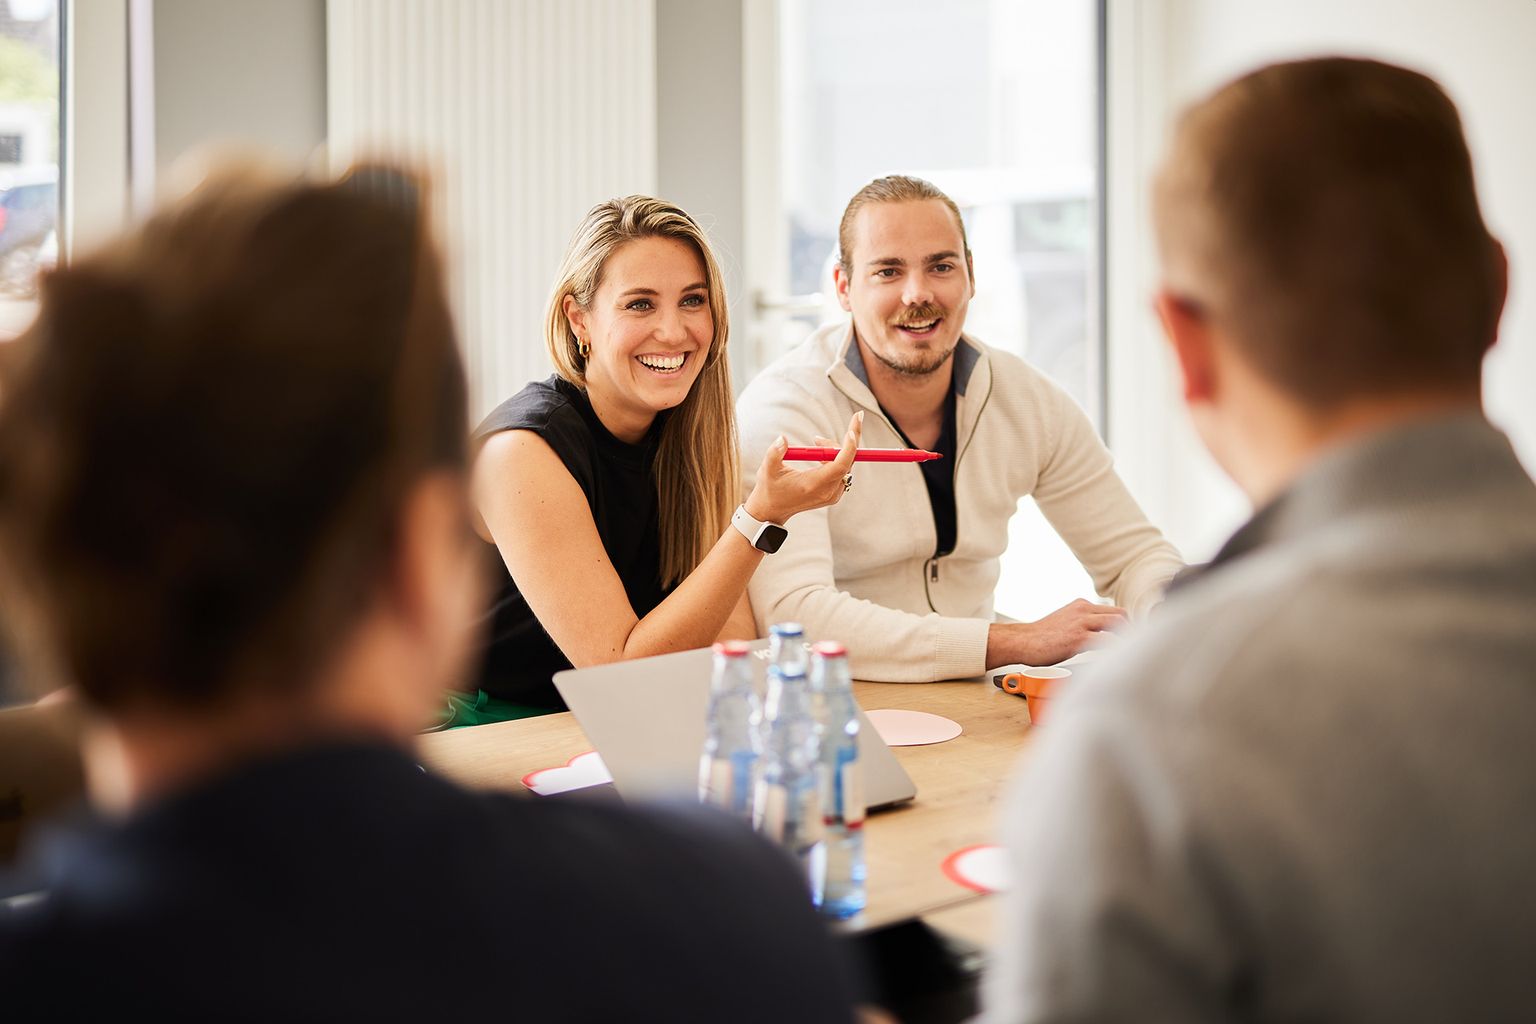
[457,196,861,724]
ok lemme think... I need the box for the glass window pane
[0,0,58,707]
[0,0,62,341]
[780,0,1099,420]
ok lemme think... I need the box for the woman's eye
[626,299,653,311]
[681,294,706,307]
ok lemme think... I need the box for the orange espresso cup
[998,666,1072,724]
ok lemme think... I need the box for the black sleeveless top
[471,376,672,709]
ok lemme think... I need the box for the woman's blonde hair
[545,196,738,587]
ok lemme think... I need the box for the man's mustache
[890,303,946,327]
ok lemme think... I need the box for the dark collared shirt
[845,340,961,561]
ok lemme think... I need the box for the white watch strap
[732,503,764,545]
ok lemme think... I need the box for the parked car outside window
[0,166,58,298]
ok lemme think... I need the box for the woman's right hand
[744,410,863,525]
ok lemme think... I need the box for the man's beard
[871,343,955,377]
[872,301,956,377]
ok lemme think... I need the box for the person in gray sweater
[982,57,1536,1022]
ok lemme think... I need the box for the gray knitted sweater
[983,412,1536,1022]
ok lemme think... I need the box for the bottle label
[805,839,826,906]
[797,786,824,848]
[840,760,865,828]
[699,756,732,809]
[729,751,757,818]
[755,782,787,841]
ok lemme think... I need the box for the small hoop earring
[577,338,591,359]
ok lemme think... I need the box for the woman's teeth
[638,353,686,372]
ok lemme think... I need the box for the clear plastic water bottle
[755,639,825,905]
[762,620,812,748]
[698,641,761,821]
[767,621,809,679]
[811,641,866,920]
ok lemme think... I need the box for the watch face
[757,524,789,554]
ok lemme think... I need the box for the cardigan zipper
[921,368,994,612]
[837,382,945,609]
[828,353,994,615]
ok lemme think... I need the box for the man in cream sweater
[736,175,1182,682]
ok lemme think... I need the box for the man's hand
[987,599,1127,668]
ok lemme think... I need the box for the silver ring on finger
[842,472,853,494]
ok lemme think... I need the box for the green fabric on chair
[433,689,558,730]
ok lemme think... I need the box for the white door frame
[63,0,131,259]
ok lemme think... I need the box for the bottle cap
[769,621,805,637]
[811,641,847,658]
[712,640,751,657]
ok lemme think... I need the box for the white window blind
[327,0,658,418]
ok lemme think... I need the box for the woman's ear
[562,294,588,344]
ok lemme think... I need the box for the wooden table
[418,677,1034,934]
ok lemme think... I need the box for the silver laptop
[553,644,917,811]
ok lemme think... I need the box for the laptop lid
[553,645,916,810]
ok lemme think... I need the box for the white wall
[152,0,327,175]
[1106,0,1536,560]
[145,0,721,421]
[656,0,747,354]
[61,2,325,250]
[328,0,658,419]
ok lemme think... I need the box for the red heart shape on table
[521,751,613,796]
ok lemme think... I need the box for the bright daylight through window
[0,0,59,340]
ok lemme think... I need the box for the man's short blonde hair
[837,175,973,276]
[1154,57,1500,407]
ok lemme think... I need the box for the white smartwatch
[732,504,788,554]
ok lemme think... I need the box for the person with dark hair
[982,57,1536,1022]
[0,165,858,1022]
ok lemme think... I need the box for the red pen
[783,447,942,463]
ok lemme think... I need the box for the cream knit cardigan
[736,322,1183,682]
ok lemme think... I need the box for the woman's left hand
[744,410,863,525]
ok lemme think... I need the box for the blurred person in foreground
[983,57,1536,1022]
[0,165,857,1022]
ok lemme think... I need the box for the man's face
[834,199,974,377]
